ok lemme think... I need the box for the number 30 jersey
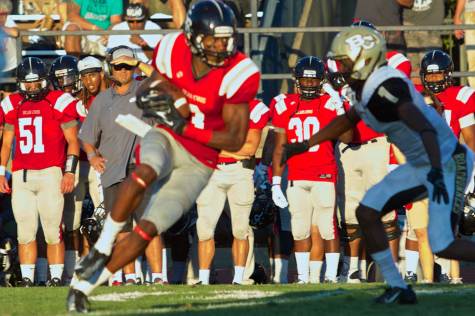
[152,32,260,168]
[1,90,78,171]
[270,93,339,182]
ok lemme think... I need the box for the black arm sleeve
[366,77,414,122]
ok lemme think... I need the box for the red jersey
[271,93,338,182]
[434,86,475,137]
[218,99,270,164]
[1,90,77,171]
[152,32,260,168]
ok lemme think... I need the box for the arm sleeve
[366,77,413,122]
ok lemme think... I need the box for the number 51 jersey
[1,90,78,171]
[271,93,339,182]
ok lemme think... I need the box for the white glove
[271,176,288,208]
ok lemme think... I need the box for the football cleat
[124,278,136,286]
[66,288,89,313]
[16,277,33,287]
[46,277,63,287]
[375,285,417,304]
[75,247,109,280]
[111,280,122,286]
[347,271,361,284]
[439,273,451,284]
[450,277,463,285]
[404,272,418,283]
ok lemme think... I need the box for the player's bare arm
[62,123,80,194]
[204,103,249,152]
[0,126,14,193]
[461,124,475,152]
[272,130,287,177]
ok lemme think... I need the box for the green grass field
[2,283,475,316]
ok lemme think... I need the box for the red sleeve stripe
[219,58,259,99]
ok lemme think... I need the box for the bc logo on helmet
[345,34,377,59]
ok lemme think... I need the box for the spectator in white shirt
[107,3,162,64]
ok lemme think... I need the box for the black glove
[136,86,186,134]
[427,167,449,204]
[280,140,309,166]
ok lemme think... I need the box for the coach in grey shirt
[79,46,144,215]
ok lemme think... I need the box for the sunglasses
[127,19,145,24]
[112,64,135,71]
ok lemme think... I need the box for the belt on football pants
[342,138,378,153]
[217,157,256,170]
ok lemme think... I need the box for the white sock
[64,251,79,279]
[171,261,186,284]
[135,258,143,283]
[111,270,123,284]
[142,261,152,283]
[36,258,48,283]
[272,258,288,284]
[21,264,35,282]
[152,272,162,281]
[437,257,451,275]
[295,252,310,283]
[94,215,126,255]
[349,257,359,274]
[309,261,323,283]
[405,250,419,274]
[325,252,340,281]
[199,269,210,285]
[359,259,367,279]
[371,249,406,289]
[75,268,112,296]
[162,248,168,282]
[232,266,245,284]
[124,273,136,282]
[49,264,64,280]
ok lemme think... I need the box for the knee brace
[383,219,401,241]
[341,223,362,242]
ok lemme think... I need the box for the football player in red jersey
[271,56,352,283]
[404,49,475,284]
[67,1,259,311]
[196,98,269,285]
[0,57,80,287]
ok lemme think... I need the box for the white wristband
[272,176,282,185]
[0,166,5,176]
[174,97,187,109]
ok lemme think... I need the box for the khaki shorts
[196,162,254,241]
[12,166,64,245]
[287,180,337,240]
[63,160,102,231]
[337,136,394,225]
[141,128,213,234]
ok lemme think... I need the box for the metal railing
[2,24,475,84]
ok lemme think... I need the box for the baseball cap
[78,56,103,74]
[110,46,135,62]
[125,3,146,21]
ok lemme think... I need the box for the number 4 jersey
[1,90,78,171]
[270,93,340,182]
[152,32,260,168]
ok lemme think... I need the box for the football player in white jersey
[282,26,475,304]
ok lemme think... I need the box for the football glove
[281,140,310,166]
[271,185,288,208]
[136,86,186,134]
[427,167,449,204]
